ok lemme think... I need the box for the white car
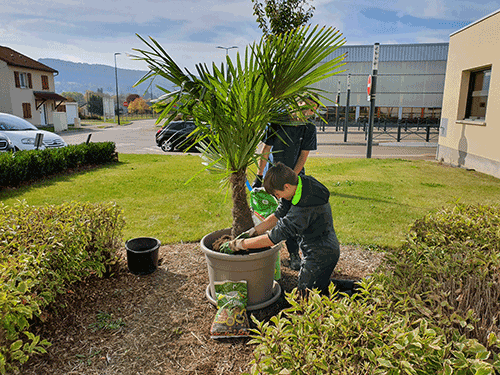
[0,133,14,152]
[0,113,67,151]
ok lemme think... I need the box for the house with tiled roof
[0,46,67,126]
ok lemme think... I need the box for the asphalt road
[60,119,438,160]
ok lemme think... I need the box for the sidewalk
[313,129,438,160]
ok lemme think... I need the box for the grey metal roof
[325,43,449,63]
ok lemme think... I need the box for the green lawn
[1,154,499,248]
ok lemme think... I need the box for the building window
[22,103,32,119]
[14,71,32,89]
[19,73,28,88]
[465,68,491,120]
[41,75,49,90]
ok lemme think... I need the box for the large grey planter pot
[201,228,282,311]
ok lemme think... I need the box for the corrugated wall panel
[324,43,449,63]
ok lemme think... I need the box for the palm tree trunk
[230,169,254,237]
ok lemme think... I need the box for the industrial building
[313,42,449,125]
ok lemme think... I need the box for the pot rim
[125,237,161,253]
[200,229,281,261]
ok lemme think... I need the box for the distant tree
[251,0,315,36]
[61,91,85,106]
[126,94,140,104]
[128,97,150,114]
[87,94,103,116]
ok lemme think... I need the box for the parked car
[0,133,14,152]
[0,113,67,151]
[155,121,200,152]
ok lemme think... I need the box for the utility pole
[335,81,341,131]
[344,74,351,142]
[114,52,121,125]
[366,43,380,158]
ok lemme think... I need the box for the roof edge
[343,42,449,47]
[0,46,58,73]
[5,61,58,73]
[450,8,500,37]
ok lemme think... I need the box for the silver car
[0,133,14,152]
[0,113,67,151]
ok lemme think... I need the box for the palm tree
[133,25,346,237]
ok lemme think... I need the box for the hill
[38,58,176,98]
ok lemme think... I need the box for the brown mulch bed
[21,243,384,375]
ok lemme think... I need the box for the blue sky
[1,0,499,72]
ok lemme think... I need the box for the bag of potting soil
[210,280,250,339]
[250,187,278,220]
[250,188,281,280]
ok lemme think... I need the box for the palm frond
[134,25,345,177]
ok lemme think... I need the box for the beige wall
[0,63,58,126]
[438,10,500,178]
[0,61,13,113]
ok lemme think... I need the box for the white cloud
[2,0,499,77]
[421,0,448,18]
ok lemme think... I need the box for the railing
[316,118,440,143]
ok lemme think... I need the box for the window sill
[456,119,486,126]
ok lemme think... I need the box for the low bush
[248,281,500,374]
[0,201,125,374]
[0,142,118,189]
[385,202,500,346]
[247,203,500,374]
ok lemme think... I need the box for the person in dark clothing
[252,97,318,270]
[227,162,341,295]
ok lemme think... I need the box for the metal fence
[315,118,440,143]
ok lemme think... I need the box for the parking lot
[60,119,438,160]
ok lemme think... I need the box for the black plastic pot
[125,237,161,275]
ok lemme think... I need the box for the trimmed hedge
[247,203,500,374]
[248,283,500,374]
[0,201,125,374]
[0,142,118,189]
[385,202,500,346]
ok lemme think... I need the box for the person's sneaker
[330,279,355,292]
[289,253,301,271]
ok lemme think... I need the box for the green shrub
[247,281,500,374]
[384,203,500,346]
[0,201,125,374]
[247,203,500,374]
[0,142,118,189]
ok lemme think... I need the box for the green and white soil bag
[250,187,278,223]
[210,280,250,339]
[250,188,281,280]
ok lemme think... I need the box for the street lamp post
[217,45,238,56]
[217,46,237,77]
[114,52,121,125]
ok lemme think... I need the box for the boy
[252,97,318,270]
[226,162,340,295]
